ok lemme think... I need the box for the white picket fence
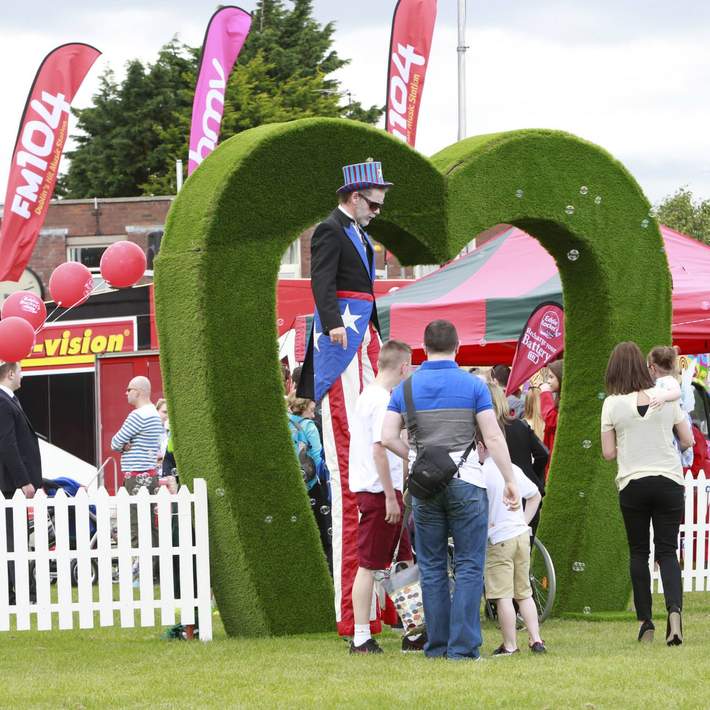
[0,478,212,640]
[651,470,710,593]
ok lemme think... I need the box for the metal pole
[457,0,468,141]
[176,159,184,192]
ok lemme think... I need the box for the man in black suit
[297,159,393,638]
[0,361,42,603]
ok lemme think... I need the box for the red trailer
[95,350,163,494]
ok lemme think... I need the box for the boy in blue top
[382,320,519,660]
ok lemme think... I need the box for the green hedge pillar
[155,118,669,634]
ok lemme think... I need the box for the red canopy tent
[372,225,710,365]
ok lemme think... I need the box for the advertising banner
[21,317,137,375]
[0,43,101,281]
[506,302,564,395]
[188,6,251,175]
[385,0,437,146]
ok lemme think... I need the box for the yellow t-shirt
[601,391,685,491]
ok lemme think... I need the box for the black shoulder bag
[403,376,477,499]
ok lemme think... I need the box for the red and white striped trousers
[320,322,384,637]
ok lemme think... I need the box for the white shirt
[349,384,404,493]
[0,384,15,399]
[482,459,539,545]
[338,205,366,245]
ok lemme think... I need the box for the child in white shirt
[648,346,693,467]
[480,441,544,655]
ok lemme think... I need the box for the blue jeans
[412,479,488,660]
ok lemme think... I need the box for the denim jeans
[412,478,488,659]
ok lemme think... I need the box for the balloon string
[41,279,109,329]
[38,305,62,332]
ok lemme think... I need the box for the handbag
[380,500,425,632]
[403,376,477,500]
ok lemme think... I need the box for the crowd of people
[273,156,709,658]
[281,320,706,657]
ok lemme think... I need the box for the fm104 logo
[388,43,426,143]
[10,91,70,220]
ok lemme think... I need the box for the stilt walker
[298,160,393,636]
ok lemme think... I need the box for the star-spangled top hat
[336,158,393,194]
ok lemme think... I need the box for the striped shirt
[110,403,164,473]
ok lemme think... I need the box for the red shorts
[355,490,413,570]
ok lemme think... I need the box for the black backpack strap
[457,437,477,469]
[403,376,419,446]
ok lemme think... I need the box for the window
[67,236,123,291]
[279,239,301,279]
[68,245,108,269]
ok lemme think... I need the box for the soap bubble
[320,505,330,515]
[579,186,589,195]
[327,527,333,537]
[567,249,580,262]
[597,391,606,400]
[583,606,592,615]
[578,491,586,498]
[582,439,592,449]
[515,189,524,198]
[701,301,710,311]
[565,205,575,215]
[479,338,487,347]
[594,196,602,205]
[264,515,273,524]
[309,498,316,506]
[572,561,586,572]
[290,515,297,523]
[215,488,225,497]
[641,218,650,228]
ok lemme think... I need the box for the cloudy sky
[2,0,710,204]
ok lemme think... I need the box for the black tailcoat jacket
[297,208,381,400]
[0,389,42,495]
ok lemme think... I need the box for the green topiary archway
[154,118,670,635]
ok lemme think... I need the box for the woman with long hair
[539,360,563,478]
[601,341,693,645]
[488,383,548,534]
[524,386,545,440]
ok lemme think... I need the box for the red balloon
[1,291,47,330]
[49,262,94,307]
[100,240,147,288]
[0,317,36,362]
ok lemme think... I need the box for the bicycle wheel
[530,537,556,623]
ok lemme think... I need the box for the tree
[59,1,383,198]
[653,187,710,245]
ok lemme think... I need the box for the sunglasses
[357,193,383,212]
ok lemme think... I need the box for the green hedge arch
[154,117,670,635]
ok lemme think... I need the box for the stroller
[28,477,101,586]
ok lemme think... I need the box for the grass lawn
[2,592,710,709]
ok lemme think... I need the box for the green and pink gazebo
[372,224,710,364]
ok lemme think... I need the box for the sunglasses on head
[357,193,383,212]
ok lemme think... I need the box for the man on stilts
[298,159,392,637]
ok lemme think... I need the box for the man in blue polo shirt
[382,320,519,660]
